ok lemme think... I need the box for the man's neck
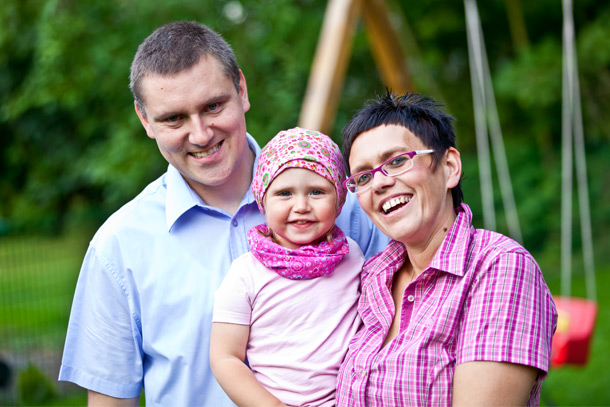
[193,147,256,216]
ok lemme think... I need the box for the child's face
[263,168,338,250]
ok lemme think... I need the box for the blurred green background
[1,0,608,405]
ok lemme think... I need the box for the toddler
[210,127,364,407]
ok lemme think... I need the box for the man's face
[135,56,251,199]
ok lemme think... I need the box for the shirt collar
[165,132,261,231]
[428,203,474,277]
[366,203,474,278]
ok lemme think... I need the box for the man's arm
[452,361,538,406]
[88,390,139,406]
[210,322,286,407]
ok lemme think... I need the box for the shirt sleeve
[58,243,144,398]
[336,192,390,260]
[456,250,557,376]
[212,256,253,326]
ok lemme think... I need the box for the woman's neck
[403,209,456,277]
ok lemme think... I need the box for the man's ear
[238,69,251,114]
[134,101,156,140]
[444,147,462,189]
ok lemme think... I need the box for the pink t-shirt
[336,204,557,406]
[213,237,364,407]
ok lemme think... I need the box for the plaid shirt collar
[365,203,474,280]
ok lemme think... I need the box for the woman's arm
[452,361,538,406]
[453,247,556,406]
[210,322,287,407]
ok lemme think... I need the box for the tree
[1,0,608,268]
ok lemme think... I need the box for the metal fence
[0,233,89,404]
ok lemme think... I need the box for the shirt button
[407,294,415,302]
[231,220,238,227]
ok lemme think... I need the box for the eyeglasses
[343,149,434,193]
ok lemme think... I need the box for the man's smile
[191,141,222,158]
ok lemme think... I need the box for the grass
[0,234,86,348]
[0,231,608,405]
[0,232,90,405]
[541,264,610,406]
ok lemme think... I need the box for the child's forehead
[267,167,335,188]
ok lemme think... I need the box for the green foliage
[0,0,609,267]
[2,2,608,404]
[541,264,610,406]
[17,364,57,405]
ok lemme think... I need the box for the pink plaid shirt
[336,204,557,406]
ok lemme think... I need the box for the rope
[464,0,523,243]
[465,0,495,232]
[561,0,596,301]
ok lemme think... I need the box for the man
[59,21,388,406]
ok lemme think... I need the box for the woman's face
[348,124,461,249]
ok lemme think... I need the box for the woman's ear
[444,147,462,189]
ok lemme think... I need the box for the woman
[336,91,557,406]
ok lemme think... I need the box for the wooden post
[298,0,363,134]
[299,0,412,135]
[362,0,412,94]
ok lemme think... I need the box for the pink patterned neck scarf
[247,224,350,280]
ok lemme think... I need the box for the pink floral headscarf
[252,127,347,215]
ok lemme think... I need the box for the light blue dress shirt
[59,134,389,406]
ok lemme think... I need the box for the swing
[464,0,597,367]
[463,0,522,242]
[550,0,597,368]
[301,0,598,366]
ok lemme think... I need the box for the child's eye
[277,191,291,197]
[311,189,324,196]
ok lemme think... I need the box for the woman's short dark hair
[342,90,464,207]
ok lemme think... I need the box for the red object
[551,296,598,367]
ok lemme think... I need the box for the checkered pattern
[336,204,557,406]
